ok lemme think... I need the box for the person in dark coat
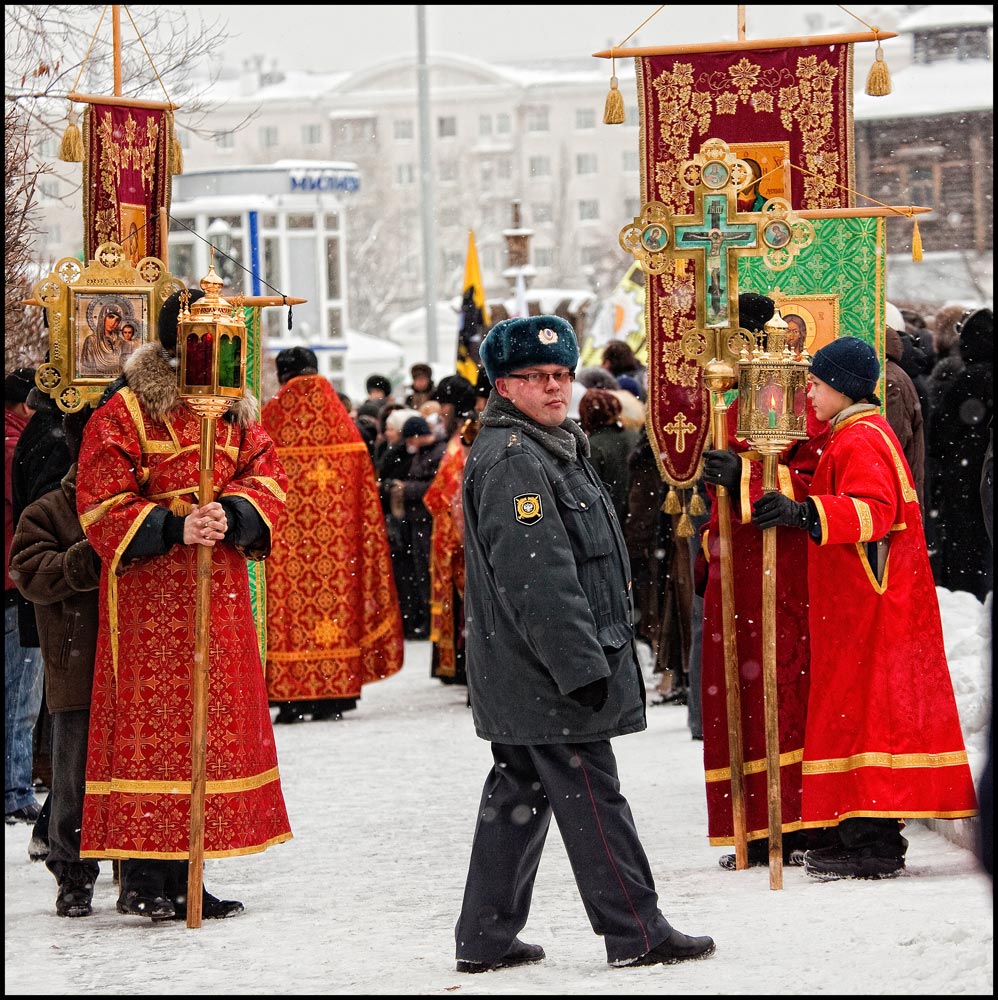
[884,322,926,511]
[578,387,638,525]
[9,407,99,917]
[454,315,714,974]
[928,307,993,600]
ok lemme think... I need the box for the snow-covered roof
[898,5,994,32]
[854,58,993,120]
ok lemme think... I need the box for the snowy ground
[4,588,993,996]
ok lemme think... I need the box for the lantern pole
[176,259,247,927]
[703,358,749,870]
[735,314,810,890]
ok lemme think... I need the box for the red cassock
[701,403,830,846]
[261,375,403,702]
[77,387,292,860]
[803,411,978,824]
[423,433,468,679]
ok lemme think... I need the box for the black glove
[568,677,608,713]
[751,492,811,530]
[702,449,741,491]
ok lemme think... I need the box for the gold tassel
[663,486,681,514]
[58,109,84,163]
[603,56,625,125]
[689,490,707,517]
[170,135,184,174]
[676,510,694,538]
[911,218,923,262]
[865,41,892,96]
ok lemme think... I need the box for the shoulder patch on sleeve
[514,493,543,524]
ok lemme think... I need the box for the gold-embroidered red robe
[701,402,830,845]
[77,380,291,860]
[803,410,978,824]
[261,375,403,702]
[423,433,468,679]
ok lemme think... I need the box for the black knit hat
[809,337,881,404]
[480,315,579,384]
[276,346,319,382]
[158,287,206,354]
[401,415,431,439]
[366,374,392,396]
[5,367,36,404]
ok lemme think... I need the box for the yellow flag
[456,230,490,384]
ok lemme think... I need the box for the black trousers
[455,740,673,965]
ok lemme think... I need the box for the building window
[624,106,639,127]
[480,161,494,186]
[496,113,511,134]
[288,213,316,230]
[479,114,492,136]
[394,119,414,141]
[439,159,459,183]
[624,197,642,219]
[262,214,279,229]
[39,179,59,199]
[260,126,279,148]
[325,237,341,300]
[575,107,596,130]
[496,157,512,180]
[216,131,235,150]
[438,115,457,138]
[576,153,598,175]
[174,130,190,151]
[578,199,600,221]
[535,247,554,268]
[529,155,552,177]
[327,306,344,342]
[301,124,322,145]
[580,244,602,266]
[525,107,550,132]
[395,163,416,186]
[438,206,460,227]
[622,150,639,173]
[533,203,554,223]
[263,237,281,296]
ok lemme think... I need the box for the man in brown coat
[885,306,926,510]
[8,408,100,917]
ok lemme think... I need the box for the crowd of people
[3,292,991,970]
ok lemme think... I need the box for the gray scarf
[480,391,590,464]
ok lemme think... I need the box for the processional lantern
[175,256,246,929]
[734,311,810,890]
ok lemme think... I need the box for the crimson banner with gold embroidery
[82,103,173,265]
[637,43,855,486]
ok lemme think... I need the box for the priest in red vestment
[76,288,292,921]
[261,348,403,721]
[699,293,831,868]
[753,337,978,880]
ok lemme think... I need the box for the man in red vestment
[753,337,978,880]
[699,294,831,868]
[76,288,292,920]
[261,347,403,722]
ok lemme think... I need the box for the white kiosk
[168,161,361,387]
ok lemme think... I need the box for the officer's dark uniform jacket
[462,391,647,744]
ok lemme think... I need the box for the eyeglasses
[504,370,576,386]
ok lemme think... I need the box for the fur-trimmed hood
[117,343,259,426]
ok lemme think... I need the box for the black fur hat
[738,292,776,334]
[479,315,579,384]
[157,287,206,354]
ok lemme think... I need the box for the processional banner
[82,103,174,266]
[637,43,855,486]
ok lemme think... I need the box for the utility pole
[416,5,438,363]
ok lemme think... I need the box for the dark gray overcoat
[462,392,647,744]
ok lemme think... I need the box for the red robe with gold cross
[701,401,830,846]
[76,348,292,860]
[261,375,403,702]
[803,409,978,825]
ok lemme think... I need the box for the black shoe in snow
[804,845,906,881]
[456,938,546,973]
[116,889,176,921]
[614,927,716,967]
[56,865,96,918]
[171,887,245,920]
